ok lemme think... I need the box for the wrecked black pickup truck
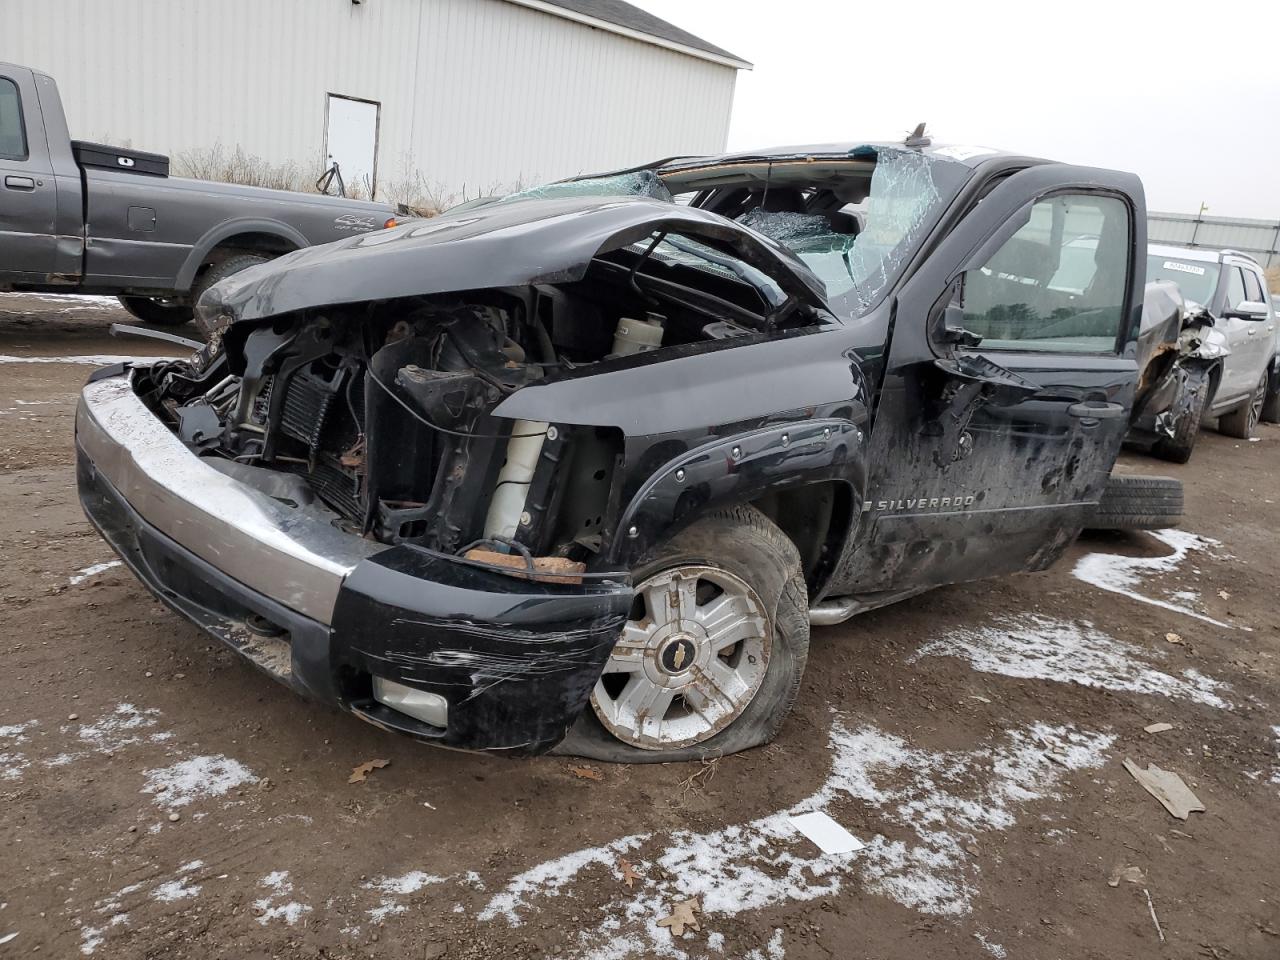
[77,135,1166,761]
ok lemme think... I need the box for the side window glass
[1225,267,1247,311]
[1242,269,1265,305]
[961,194,1130,353]
[0,78,28,161]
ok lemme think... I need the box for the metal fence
[1148,211,1280,268]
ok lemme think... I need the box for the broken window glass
[499,170,673,204]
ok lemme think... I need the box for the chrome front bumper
[75,374,382,623]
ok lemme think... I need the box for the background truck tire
[116,295,194,327]
[1086,474,1183,531]
[1218,375,1266,439]
[1151,368,1211,464]
[1261,376,1280,424]
[191,254,270,337]
[556,504,810,763]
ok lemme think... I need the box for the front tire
[117,295,193,327]
[557,505,809,763]
[1151,367,1211,463]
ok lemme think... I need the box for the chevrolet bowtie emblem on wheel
[660,638,695,674]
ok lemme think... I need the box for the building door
[324,94,379,197]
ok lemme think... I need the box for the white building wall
[2,0,738,200]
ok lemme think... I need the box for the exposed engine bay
[132,227,828,570]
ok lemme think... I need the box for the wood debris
[569,765,604,781]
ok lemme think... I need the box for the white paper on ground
[788,811,865,854]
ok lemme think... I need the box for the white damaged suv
[1146,245,1280,437]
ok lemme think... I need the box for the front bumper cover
[75,373,631,754]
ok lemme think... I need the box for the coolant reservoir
[611,313,664,356]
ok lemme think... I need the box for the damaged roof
[506,0,751,68]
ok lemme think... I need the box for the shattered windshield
[680,148,962,317]
[498,170,673,204]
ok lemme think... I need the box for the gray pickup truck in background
[0,62,400,328]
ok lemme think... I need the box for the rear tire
[1151,367,1211,464]
[191,254,270,337]
[1261,373,1280,424]
[556,504,810,763]
[117,295,193,327]
[1086,474,1183,531]
[1218,375,1265,439]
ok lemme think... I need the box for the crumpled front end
[1130,288,1228,442]
[75,371,631,754]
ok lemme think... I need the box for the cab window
[961,194,1130,353]
[0,78,27,161]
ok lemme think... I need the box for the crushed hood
[198,196,832,324]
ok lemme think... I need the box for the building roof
[505,0,751,69]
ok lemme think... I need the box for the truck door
[846,164,1144,594]
[1219,261,1275,397]
[0,69,57,281]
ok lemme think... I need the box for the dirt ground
[1,292,1277,960]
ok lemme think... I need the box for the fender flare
[174,218,310,291]
[605,418,866,569]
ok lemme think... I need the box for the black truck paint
[0,62,396,322]
[76,138,1153,757]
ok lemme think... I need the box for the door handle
[4,175,36,190]
[1068,401,1126,420]
[1247,328,1257,336]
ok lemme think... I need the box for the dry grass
[1266,265,1280,295]
[172,143,522,217]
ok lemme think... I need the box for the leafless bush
[172,144,523,216]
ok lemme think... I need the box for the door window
[0,78,27,160]
[1242,268,1266,306]
[1225,266,1247,311]
[961,194,1130,353]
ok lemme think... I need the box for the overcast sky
[634,0,1280,220]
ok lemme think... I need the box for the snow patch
[480,719,1114,957]
[151,878,201,902]
[253,871,312,926]
[69,560,123,585]
[142,754,257,807]
[76,703,163,752]
[0,721,36,743]
[913,614,1231,708]
[1074,529,1233,627]
[364,871,448,923]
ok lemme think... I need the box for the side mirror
[1224,300,1270,321]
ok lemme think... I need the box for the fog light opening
[372,676,448,730]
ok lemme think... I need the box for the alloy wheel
[590,565,770,750]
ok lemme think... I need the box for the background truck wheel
[1218,375,1265,439]
[1151,368,1211,464]
[1261,375,1280,424]
[1086,474,1183,531]
[116,295,193,327]
[556,504,810,763]
[191,254,270,337]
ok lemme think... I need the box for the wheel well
[199,232,297,275]
[751,481,854,595]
